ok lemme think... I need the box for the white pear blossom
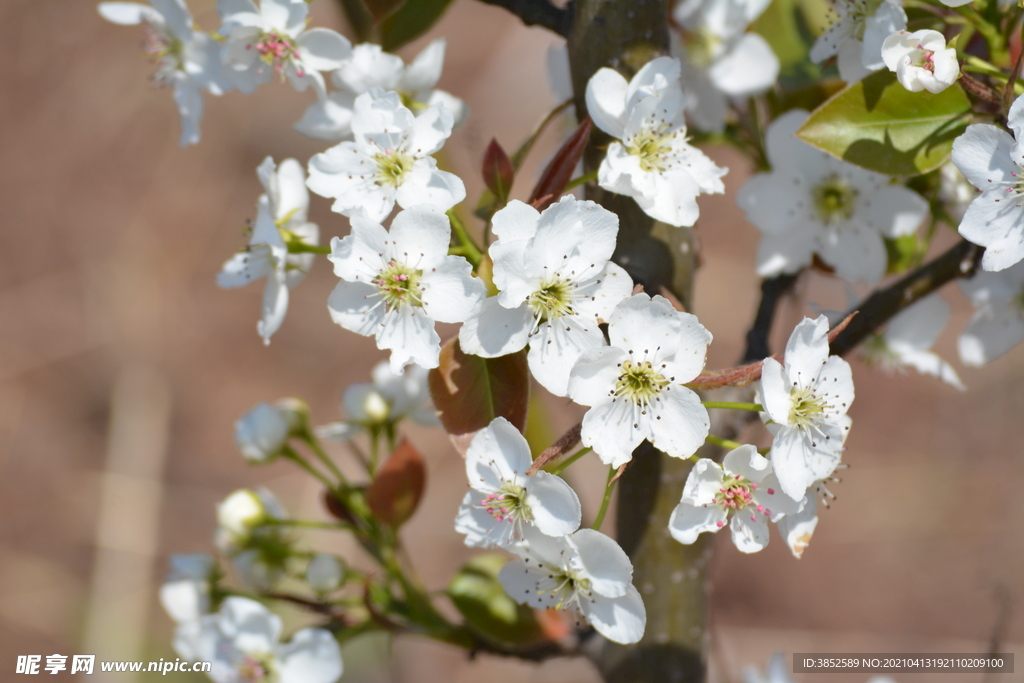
[216,488,286,547]
[455,417,582,547]
[585,56,727,227]
[98,0,229,146]
[757,315,853,500]
[326,205,485,371]
[950,95,1024,272]
[669,445,801,553]
[160,553,215,624]
[499,526,646,644]
[305,554,343,594]
[459,197,632,396]
[567,294,713,468]
[958,260,1024,365]
[235,400,305,463]
[881,30,958,93]
[810,0,907,83]
[216,0,351,97]
[671,0,780,131]
[860,294,965,389]
[174,597,342,683]
[737,109,929,284]
[306,88,465,222]
[318,360,438,440]
[295,39,468,141]
[218,157,319,344]
[777,478,837,558]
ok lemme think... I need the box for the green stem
[549,446,592,475]
[563,169,598,191]
[282,446,336,491]
[954,5,1007,64]
[704,434,744,451]
[591,465,617,531]
[266,518,346,531]
[701,401,764,412]
[286,242,332,255]
[447,210,483,268]
[369,429,381,476]
[302,434,348,485]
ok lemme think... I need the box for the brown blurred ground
[0,1,1021,681]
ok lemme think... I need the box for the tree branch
[742,273,799,362]
[475,0,573,37]
[830,238,984,357]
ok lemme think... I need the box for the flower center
[789,384,828,428]
[625,125,679,173]
[679,27,723,69]
[812,174,858,224]
[142,26,184,84]
[252,32,300,75]
[712,474,776,526]
[846,0,885,40]
[860,333,901,371]
[911,45,936,71]
[528,279,575,322]
[372,260,423,310]
[236,653,277,683]
[614,360,670,407]
[373,150,415,188]
[537,567,592,612]
[478,483,530,524]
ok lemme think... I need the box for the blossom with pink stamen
[98,0,229,146]
[218,0,351,98]
[669,445,801,553]
[881,29,958,94]
[455,417,581,548]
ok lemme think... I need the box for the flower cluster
[99,0,351,145]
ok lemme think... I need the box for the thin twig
[475,0,573,36]
[742,273,799,362]
[830,239,984,356]
[527,422,583,475]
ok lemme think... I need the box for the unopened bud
[234,401,303,463]
[305,553,343,594]
[217,489,269,539]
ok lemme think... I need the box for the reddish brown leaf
[526,422,582,476]
[482,138,515,203]
[366,439,426,527]
[528,116,592,211]
[322,488,357,525]
[427,337,529,455]
[827,311,857,342]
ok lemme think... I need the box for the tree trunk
[567,3,713,682]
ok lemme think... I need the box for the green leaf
[884,234,923,274]
[427,338,529,455]
[335,0,375,43]
[796,71,972,176]
[447,554,546,645]
[379,0,455,52]
[750,0,825,89]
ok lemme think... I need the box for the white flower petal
[402,38,446,93]
[377,308,441,371]
[860,185,928,238]
[527,315,605,397]
[568,346,629,406]
[777,493,818,558]
[951,124,1018,189]
[327,279,386,337]
[567,528,633,598]
[394,163,465,214]
[782,315,831,387]
[708,33,779,97]
[581,397,646,468]
[525,471,582,537]
[959,306,1024,366]
[257,274,289,344]
[217,597,281,654]
[459,298,533,358]
[585,67,630,139]
[647,385,709,458]
[498,559,559,610]
[296,28,351,71]
[668,501,727,544]
[580,584,646,645]
[729,510,770,553]
[277,629,343,683]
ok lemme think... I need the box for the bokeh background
[0,1,1021,681]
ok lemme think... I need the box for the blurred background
[0,0,1021,681]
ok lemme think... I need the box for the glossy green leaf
[884,234,923,275]
[750,0,824,89]
[797,71,971,176]
[447,554,546,645]
[379,0,455,52]
[427,338,529,455]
